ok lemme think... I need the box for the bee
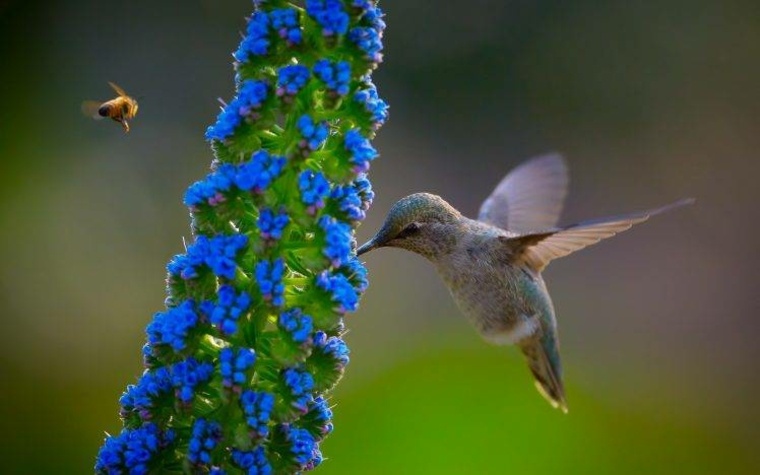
[82,82,139,133]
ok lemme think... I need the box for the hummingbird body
[357,154,693,412]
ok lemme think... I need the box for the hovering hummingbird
[357,154,693,412]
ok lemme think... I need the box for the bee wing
[81,100,105,120]
[108,81,128,97]
[478,153,569,233]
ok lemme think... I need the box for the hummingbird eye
[396,222,421,239]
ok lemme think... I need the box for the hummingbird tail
[520,338,568,413]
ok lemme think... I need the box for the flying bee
[82,82,139,133]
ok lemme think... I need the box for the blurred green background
[1,0,758,473]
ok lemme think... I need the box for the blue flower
[280,424,317,467]
[339,256,369,293]
[330,182,365,222]
[120,367,172,420]
[298,170,330,211]
[255,258,285,306]
[240,391,275,437]
[349,26,383,64]
[184,164,238,207]
[235,150,287,193]
[167,251,202,280]
[234,11,271,62]
[146,300,199,352]
[282,367,315,412]
[205,105,243,141]
[354,82,388,129]
[319,215,353,267]
[206,234,249,279]
[232,447,273,474]
[359,2,386,30]
[188,419,223,465]
[353,173,375,210]
[219,347,256,388]
[276,65,310,97]
[168,234,248,280]
[307,396,334,438]
[316,270,360,313]
[142,342,155,366]
[314,331,350,370]
[257,208,290,240]
[279,308,313,344]
[95,423,174,475]
[306,447,323,471]
[344,129,377,173]
[200,285,252,335]
[270,8,302,45]
[313,59,351,96]
[296,115,329,152]
[119,358,215,418]
[205,81,269,141]
[305,0,349,36]
[171,357,215,403]
[236,80,269,113]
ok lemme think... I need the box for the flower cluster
[280,308,314,344]
[317,270,360,313]
[344,128,378,173]
[277,65,311,97]
[200,284,252,335]
[167,234,248,280]
[314,59,351,96]
[255,258,285,307]
[232,447,272,473]
[119,357,215,424]
[330,175,374,222]
[183,149,288,209]
[241,390,276,437]
[95,423,175,475]
[206,80,269,141]
[299,169,331,212]
[258,208,290,240]
[188,419,223,465]
[219,347,256,389]
[354,82,388,129]
[98,1,386,473]
[297,114,330,153]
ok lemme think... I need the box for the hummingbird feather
[520,327,568,413]
[478,153,569,233]
[507,198,695,271]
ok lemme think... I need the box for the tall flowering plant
[95,1,387,473]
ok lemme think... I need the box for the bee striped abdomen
[98,103,112,117]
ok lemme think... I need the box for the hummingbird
[357,154,694,412]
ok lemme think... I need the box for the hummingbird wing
[478,153,569,233]
[506,198,695,271]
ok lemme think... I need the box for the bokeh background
[1,0,758,473]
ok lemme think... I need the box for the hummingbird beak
[357,222,396,256]
[356,238,379,256]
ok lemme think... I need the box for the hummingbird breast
[433,230,555,345]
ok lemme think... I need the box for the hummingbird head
[356,192,462,259]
